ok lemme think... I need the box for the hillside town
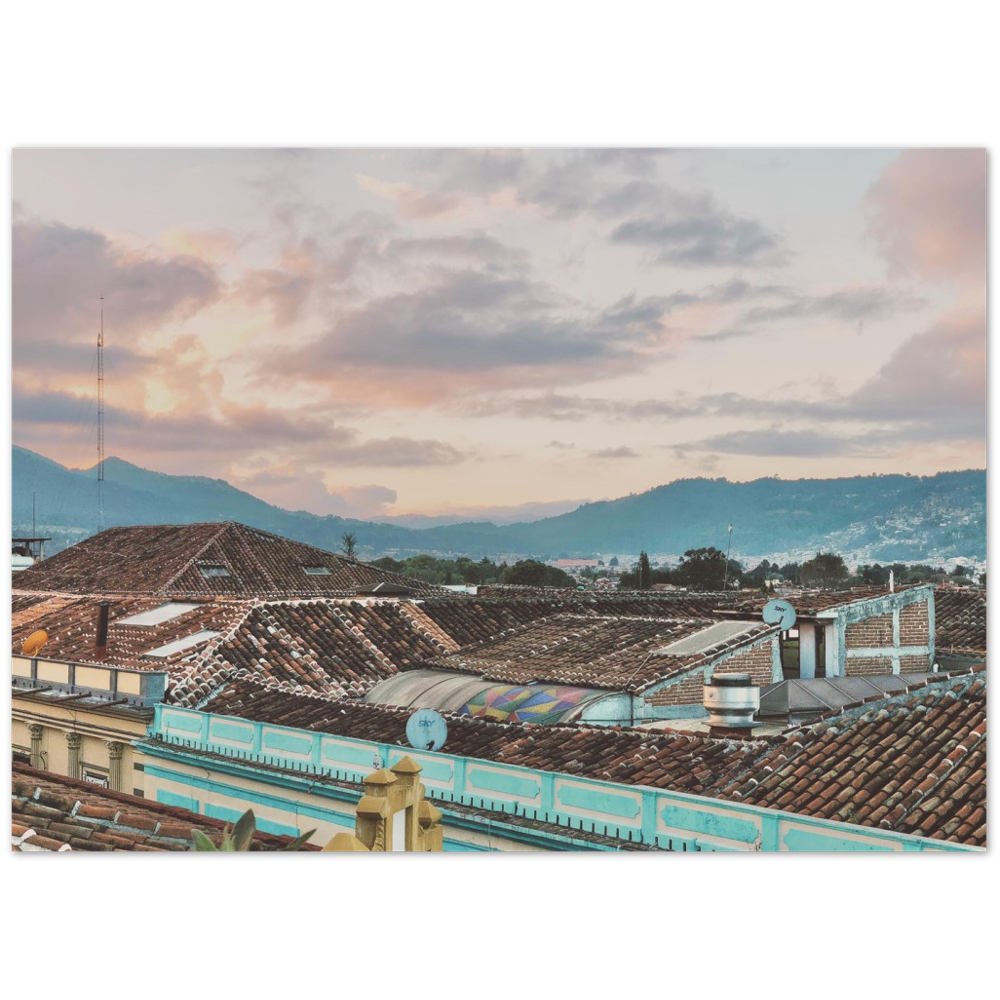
[10,145,988,856]
[11,521,986,851]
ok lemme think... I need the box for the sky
[11,148,986,520]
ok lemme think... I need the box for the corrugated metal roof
[364,669,496,712]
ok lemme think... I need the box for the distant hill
[11,446,985,564]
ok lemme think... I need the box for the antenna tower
[97,297,105,532]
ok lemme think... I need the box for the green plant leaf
[280,829,316,851]
[192,829,219,851]
[231,809,257,851]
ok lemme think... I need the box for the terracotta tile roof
[10,591,468,709]
[420,614,777,691]
[933,586,986,653]
[728,586,920,618]
[199,599,452,703]
[11,591,253,672]
[410,594,732,648]
[199,669,986,845]
[198,679,761,795]
[715,669,986,846]
[13,522,440,599]
[11,763,314,851]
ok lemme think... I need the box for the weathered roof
[934,585,986,653]
[727,585,923,618]
[12,591,252,672]
[199,679,762,795]
[716,669,986,846]
[198,599,452,704]
[419,614,777,691]
[12,522,439,598]
[11,763,314,851]
[199,667,986,845]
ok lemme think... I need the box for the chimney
[94,601,110,660]
[704,672,760,738]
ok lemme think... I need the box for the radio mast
[97,297,105,533]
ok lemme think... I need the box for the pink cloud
[866,149,985,287]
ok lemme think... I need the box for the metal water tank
[703,672,760,730]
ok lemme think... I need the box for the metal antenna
[722,523,734,591]
[97,297,105,533]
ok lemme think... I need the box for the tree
[608,556,619,568]
[674,547,740,590]
[800,552,849,590]
[500,559,548,586]
[638,551,651,590]
[340,532,357,560]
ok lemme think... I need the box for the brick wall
[845,613,893,648]
[899,653,931,673]
[845,655,894,677]
[899,601,929,646]
[646,639,773,707]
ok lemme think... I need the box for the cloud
[238,466,399,517]
[609,192,787,267]
[462,392,708,422]
[675,428,885,459]
[589,446,640,459]
[699,328,754,343]
[866,148,986,287]
[12,218,221,354]
[12,387,468,469]
[269,269,676,383]
[364,150,786,269]
[738,285,926,325]
[546,440,576,449]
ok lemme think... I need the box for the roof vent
[703,672,760,737]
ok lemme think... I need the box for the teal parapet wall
[145,703,978,853]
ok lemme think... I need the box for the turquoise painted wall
[145,703,976,853]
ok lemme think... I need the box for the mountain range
[11,446,986,566]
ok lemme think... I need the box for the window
[198,565,230,578]
[302,566,332,576]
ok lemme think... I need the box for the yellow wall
[12,693,149,794]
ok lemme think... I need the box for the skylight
[142,630,221,658]
[198,565,231,578]
[652,621,756,656]
[302,566,332,575]
[117,602,200,627]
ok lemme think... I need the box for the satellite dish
[22,630,49,656]
[762,598,796,631]
[406,709,448,752]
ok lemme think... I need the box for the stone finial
[323,833,370,851]
[390,755,422,788]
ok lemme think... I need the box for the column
[390,756,423,851]
[66,732,83,780]
[105,741,125,792]
[28,724,45,770]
